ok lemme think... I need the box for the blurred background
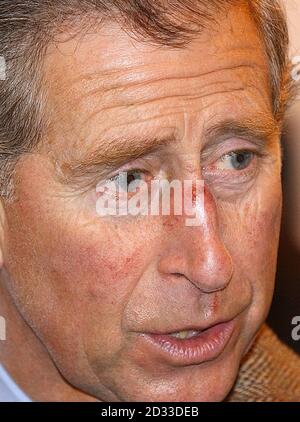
[267,0,300,355]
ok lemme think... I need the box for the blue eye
[217,151,253,171]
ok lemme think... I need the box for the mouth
[141,319,237,366]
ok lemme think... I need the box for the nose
[158,186,233,294]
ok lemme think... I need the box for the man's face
[1,5,282,401]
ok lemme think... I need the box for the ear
[0,199,6,269]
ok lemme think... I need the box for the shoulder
[227,325,300,402]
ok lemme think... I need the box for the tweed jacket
[226,325,300,402]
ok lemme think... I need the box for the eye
[216,150,254,171]
[110,170,149,193]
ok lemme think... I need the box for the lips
[141,319,237,366]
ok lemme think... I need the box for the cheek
[48,227,143,309]
[223,181,282,314]
[246,206,281,291]
[4,191,148,347]
[3,155,141,303]
[243,189,282,276]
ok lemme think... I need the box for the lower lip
[142,320,236,366]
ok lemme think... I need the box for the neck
[0,273,97,402]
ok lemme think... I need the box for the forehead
[44,2,267,78]
[42,3,270,156]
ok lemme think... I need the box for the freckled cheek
[255,189,282,248]
[42,227,154,365]
[6,211,147,329]
[236,188,282,287]
[45,229,148,315]
[6,179,158,337]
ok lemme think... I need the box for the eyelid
[106,153,163,178]
[202,137,268,158]
[108,168,153,187]
[202,153,260,187]
[204,149,256,168]
[219,149,263,161]
[201,146,268,173]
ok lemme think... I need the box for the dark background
[268,139,300,355]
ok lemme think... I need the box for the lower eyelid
[203,154,258,179]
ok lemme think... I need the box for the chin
[119,381,236,402]
[111,361,241,402]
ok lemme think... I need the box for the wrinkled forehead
[43,3,267,93]
[41,2,271,159]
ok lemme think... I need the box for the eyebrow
[204,113,280,149]
[57,135,175,186]
[57,112,280,187]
